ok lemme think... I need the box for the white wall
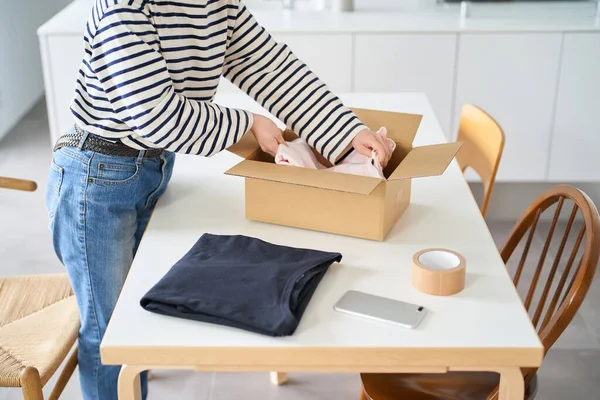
[0,0,73,141]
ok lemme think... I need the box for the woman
[47,0,391,399]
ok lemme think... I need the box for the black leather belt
[53,126,164,158]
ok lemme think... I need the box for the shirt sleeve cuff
[235,109,255,144]
[222,109,255,156]
[328,123,368,165]
[244,110,254,136]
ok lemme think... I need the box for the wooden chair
[0,177,80,399]
[360,185,600,400]
[0,176,37,192]
[456,104,505,217]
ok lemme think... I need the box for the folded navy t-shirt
[140,234,342,337]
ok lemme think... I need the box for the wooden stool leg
[269,372,288,385]
[21,367,44,400]
[49,347,78,400]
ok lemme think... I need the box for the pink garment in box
[275,128,394,179]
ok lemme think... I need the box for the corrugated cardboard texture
[227,160,383,195]
[226,130,260,159]
[245,178,387,241]
[382,146,410,179]
[383,179,412,237]
[389,142,463,181]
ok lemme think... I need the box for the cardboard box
[226,108,462,241]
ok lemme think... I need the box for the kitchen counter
[38,0,600,35]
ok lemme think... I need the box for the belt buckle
[72,125,164,158]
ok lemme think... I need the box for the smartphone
[333,290,427,329]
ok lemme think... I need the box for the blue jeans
[46,131,175,400]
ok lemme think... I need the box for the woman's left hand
[251,113,287,156]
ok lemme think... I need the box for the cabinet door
[454,33,562,182]
[353,33,457,137]
[45,35,84,143]
[217,33,353,95]
[549,33,600,181]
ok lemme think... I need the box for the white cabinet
[549,33,600,181]
[218,33,353,95]
[274,33,354,92]
[353,34,457,137]
[35,0,600,183]
[453,33,562,181]
[40,35,84,144]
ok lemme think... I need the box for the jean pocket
[46,160,64,219]
[93,161,140,185]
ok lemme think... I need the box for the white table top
[101,93,542,369]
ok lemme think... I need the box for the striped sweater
[72,0,367,163]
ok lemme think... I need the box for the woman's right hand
[251,114,286,156]
[352,128,392,168]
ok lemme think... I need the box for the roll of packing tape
[411,248,466,296]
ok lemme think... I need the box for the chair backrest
[456,104,505,217]
[500,185,600,353]
[0,177,37,192]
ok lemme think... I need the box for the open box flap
[225,160,383,195]
[351,107,423,151]
[226,131,261,159]
[388,142,463,181]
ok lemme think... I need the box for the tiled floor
[1,100,599,399]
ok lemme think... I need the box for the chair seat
[361,371,538,400]
[0,274,79,387]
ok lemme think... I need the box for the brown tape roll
[411,248,466,296]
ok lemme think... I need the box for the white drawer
[218,33,353,95]
[453,33,562,182]
[353,33,457,138]
[549,33,600,181]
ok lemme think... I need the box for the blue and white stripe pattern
[72,0,367,162]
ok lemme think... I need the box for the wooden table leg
[269,372,288,385]
[359,387,368,400]
[497,367,524,400]
[451,366,524,400]
[118,365,147,400]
